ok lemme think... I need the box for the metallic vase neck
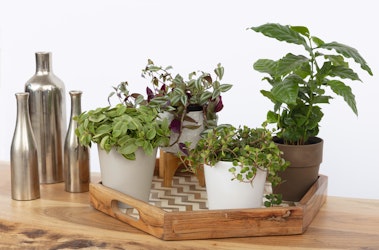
[35,52,52,74]
[69,90,82,116]
[15,92,29,115]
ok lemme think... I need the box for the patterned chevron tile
[149,175,208,212]
[120,175,208,218]
[119,175,279,219]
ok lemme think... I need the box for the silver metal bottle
[25,52,66,184]
[64,90,90,192]
[10,93,40,200]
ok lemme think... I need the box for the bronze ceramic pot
[273,137,323,202]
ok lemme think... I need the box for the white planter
[160,110,204,154]
[204,161,267,209]
[97,146,157,208]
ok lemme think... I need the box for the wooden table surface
[1,161,378,250]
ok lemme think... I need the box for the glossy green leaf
[271,76,300,104]
[328,80,358,115]
[253,59,277,75]
[319,42,373,76]
[277,54,309,77]
[329,66,361,81]
[290,26,309,37]
[250,23,308,48]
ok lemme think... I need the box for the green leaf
[180,94,188,106]
[211,89,221,100]
[219,84,233,93]
[323,55,348,67]
[328,80,358,115]
[199,91,212,104]
[250,23,308,48]
[260,90,275,103]
[95,124,112,135]
[170,94,181,106]
[290,26,309,37]
[99,135,109,150]
[253,59,277,75]
[147,65,162,72]
[319,42,373,76]
[277,53,309,77]
[146,128,156,140]
[194,77,203,90]
[89,114,107,123]
[143,143,154,156]
[118,143,139,155]
[312,95,331,104]
[311,36,324,46]
[271,75,300,104]
[329,66,361,81]
[266,110,279,123]
[214,65,224,80]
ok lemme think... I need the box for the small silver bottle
[64,90,90,192]
[25,52,66,184]
[10,93,40,200]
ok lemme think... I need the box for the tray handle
[90,183,166,238]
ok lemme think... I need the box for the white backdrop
[1,0,378,199]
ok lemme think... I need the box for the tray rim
[89,175,328,240]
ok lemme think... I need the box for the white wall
[1,0,378,199]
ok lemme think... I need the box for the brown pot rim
[273,136,323,147]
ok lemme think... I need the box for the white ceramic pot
[97,146,157,208]
[160,110,204,154]
[204,161,267,209]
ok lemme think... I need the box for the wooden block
[158,151,205,187]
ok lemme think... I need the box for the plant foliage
[249,23,373,145]
[74,104,170,160]
[178,124,289,187]
[142,60,233,146]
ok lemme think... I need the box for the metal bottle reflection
[10,92,40,200]
[25,52,66,184]
[64,90,90,192]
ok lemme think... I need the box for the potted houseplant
[75,83,170,207]
[178,124,289,209]
[142,59,233,154]
[249,23,373,201]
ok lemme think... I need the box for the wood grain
[1,161,379,249]
[89,175,329,240]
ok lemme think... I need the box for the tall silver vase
[64,90,90,192]
[25,52,66,184]
[10,93,40,200]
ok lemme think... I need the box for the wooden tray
[89,174,327,241]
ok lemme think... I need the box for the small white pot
[160,110,204,154]
[98,146,157,207]
[204,161,267,209]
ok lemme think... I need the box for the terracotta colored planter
[273,137,323,202]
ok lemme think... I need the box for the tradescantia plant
[249,23,373,145]
[74,103,170,160]
[142,60,233,146]
[178,124,289,188]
